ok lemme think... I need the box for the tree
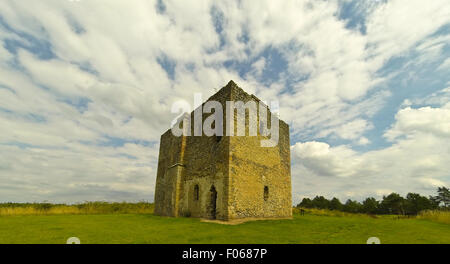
[380,193,405,215]
[362,197,379,214]
[329,197,343,211]
[435,187,450,209]
[405,193,433,215]
[343,199,361,213]
[429,196,441,210]
[311,196,330,209]
[297,198,313,208]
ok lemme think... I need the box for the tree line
[296,186,450,215]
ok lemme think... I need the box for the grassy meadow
[0,202,154,216]
[0,203,449,244]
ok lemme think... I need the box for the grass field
[0,210,449,244]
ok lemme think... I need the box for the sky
[0,0,449,204]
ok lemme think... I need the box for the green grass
[0,212,449,244]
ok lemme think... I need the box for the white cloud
[250,57,266,78]
[366,0,450,67]
[292,97,450,201]
[385,106,450,141]
[438,58,450,71]
[0,141,159,203]
[0,0,449,202]
[291,141,362,178]
[276,0,450,141]
[318,119,373,141]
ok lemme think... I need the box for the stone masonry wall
[227,83,292,219]
[154,81,292,220]
[177,85,232,220]
[154,129,185,217]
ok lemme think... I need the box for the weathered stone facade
[154,81,292,220]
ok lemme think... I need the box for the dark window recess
[194,185,199,201]
[216,135,222,142]
[264,186,269,201]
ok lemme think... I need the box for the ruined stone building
[154,81,292,220]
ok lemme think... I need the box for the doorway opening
[209,185,217,219]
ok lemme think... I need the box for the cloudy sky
[0,0,449,204]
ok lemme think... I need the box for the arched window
[264,186,269,201]
[194,185,199,201]
[260,121,266,135]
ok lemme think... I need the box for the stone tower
[154,81,292,220]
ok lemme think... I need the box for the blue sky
[0,0,449,203]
